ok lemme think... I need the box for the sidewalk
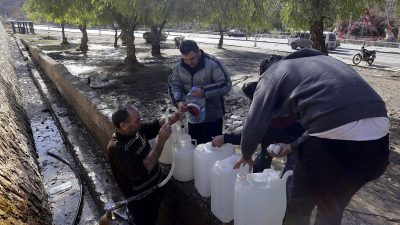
[340,43,400,54]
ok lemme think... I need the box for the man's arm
[168,63,185,106]
[141,120,161,140]
[202,58,232,99]
[240,75,281,161]
[212,133,241,147]
[143,123,171,172]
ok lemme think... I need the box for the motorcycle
[352,44,376,66]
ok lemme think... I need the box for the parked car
[323,31,337,50]
[288,31,311,49]
[142,32,168,44]
[227,29,246,37]
[287,31,338,50]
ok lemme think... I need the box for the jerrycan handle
[280,170,293,183]
[191,139,197,146]
[164,106,176,124]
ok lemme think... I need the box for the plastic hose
[47,151,84,225]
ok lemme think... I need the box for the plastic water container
[194,142,234,197]
[159,107,182,164]
[158,135,173,164]
[234,169,293,225]
[211,154,249,223]
[173,134,197,181]
[184,86,205,124]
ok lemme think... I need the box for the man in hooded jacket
[235,48,390,225]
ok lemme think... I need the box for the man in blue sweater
[235,49,390,225]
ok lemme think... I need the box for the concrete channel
[13,37,102,224]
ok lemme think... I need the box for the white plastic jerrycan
[173,134,197,182]
[159,107,179,164]
[194,142,234,197]
[234,169,293,225]
[211,154,249,223]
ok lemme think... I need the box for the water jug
[234,169,293,225]
[184,86,205,124]
[159,107,178,164]
[173,134,197,181]
[194,142,234,197]
[211,154,249,223]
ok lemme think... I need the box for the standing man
[107,106,181,225]
[169,40,232,144]
[236,49,390,225]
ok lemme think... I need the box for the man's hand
[177,101,188,112]
[191,87,204,98]
[212,135,225,147]
[168,112,184,125]
[234,156,254,173]
[157,123,172,144]
[267,143,292,157]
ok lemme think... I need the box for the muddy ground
[19,29,400,224]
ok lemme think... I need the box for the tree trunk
[79,25,89,54]
[120,29,128,46]
[151,20,167,56]
[112,24,119,48]
[124,23,138,65]
[218,23,224,49]
[151,26,161,56]
[310,18,328,55]
[398,26,400,42]
[61,22,68,45]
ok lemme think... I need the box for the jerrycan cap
[187,103,200,117]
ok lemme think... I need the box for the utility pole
[254,32,257,47]
[3,6,7,19]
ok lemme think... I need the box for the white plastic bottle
[184,86,205,123]
[194,142,234,197]
[173,134,196,181]
[211,154,249,223]
[234,169,293,225]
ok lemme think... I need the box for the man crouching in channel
[106,106,182,225]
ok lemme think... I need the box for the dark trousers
[128,187,166,225]
[188,118,223,144]
[284,135,389,225]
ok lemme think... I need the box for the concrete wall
[0,24,51,225]
[22,42,114,154]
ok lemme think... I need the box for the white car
[288,31,338,50]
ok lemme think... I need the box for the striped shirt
[107,120,162,197]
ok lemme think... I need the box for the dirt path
[20,29,400,224]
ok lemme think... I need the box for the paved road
[169,32,400,72]
[35,25,400,72]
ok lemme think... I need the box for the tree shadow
[213,48,283,77]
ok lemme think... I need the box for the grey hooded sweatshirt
[240,49,387,160]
